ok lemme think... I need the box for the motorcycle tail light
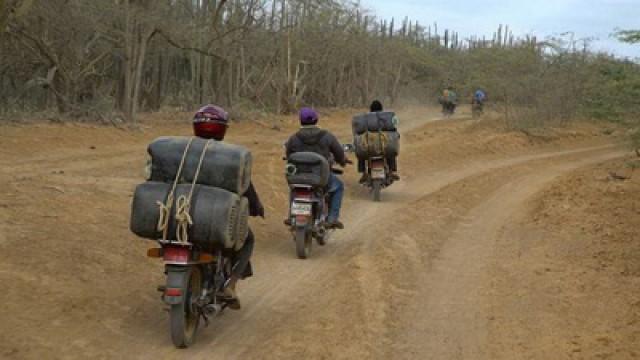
[293,188,312,200]
[371,160,385,169]
[163,246,190,263]
[165,288,182,297]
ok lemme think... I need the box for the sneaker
[283,218,292,226]
[223,286,241,310]
[390,172,400,181]
[359,174,368,184]
[326,220,344,230]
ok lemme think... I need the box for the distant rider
[193,105,264,310]
[472,89,486,110]
[285,108,348,229]
[357,100,400,183]
[440,88,457,114]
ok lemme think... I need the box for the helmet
[193,105,229,140]
[299,107,318,126]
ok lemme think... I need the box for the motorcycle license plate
[371,168,385,179]
[291,202,312,216]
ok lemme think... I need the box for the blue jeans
[327,173,344,222]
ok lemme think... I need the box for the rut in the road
[181,146,623,360]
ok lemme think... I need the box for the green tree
[614,29,640,150]
[615,29,640,44]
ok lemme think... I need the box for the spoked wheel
[372,180,382,202]
[170,266,202,348]
[295,227,312,259]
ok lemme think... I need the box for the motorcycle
[471,99,484,118]
[147,240,233,348]
[365,156,394,202]
[287,176,336,259]
[442,102,456,117]
[438,97,456,117]
[344,144,394,202]
[284,150,351,259]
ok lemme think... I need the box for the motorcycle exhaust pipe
[204,303,223,317]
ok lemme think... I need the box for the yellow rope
[361,131,387,156]
[174,139,212,243]
[156,137,194,240]
[174,195,194,243]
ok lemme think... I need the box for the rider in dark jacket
[285,108,347,229]
[193,105,264,310]
[357,100,400,183]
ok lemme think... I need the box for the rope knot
[175,195,194,243]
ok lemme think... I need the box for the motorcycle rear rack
[157,239,194,247]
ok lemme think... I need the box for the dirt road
[0,109,634,359]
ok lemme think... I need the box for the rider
[358,100,400,183]
[440,87,457,114]
[285,108,348,229]
[473,89,486,106]
[193,104,264,310]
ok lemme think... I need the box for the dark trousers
[231,228,254,279]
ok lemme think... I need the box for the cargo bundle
[354,131,400,158]
[285,152,330,188]
[130,137,252,251]
[352,111,400,158]
[352,111,397,135]
[148,136,252,195]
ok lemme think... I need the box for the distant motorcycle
[364,156,395,202]
[472,99,484,118]
[344,144,394,202]
[443,102,456,117]
[439,97,457,117]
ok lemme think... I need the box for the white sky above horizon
[364,0,640,59]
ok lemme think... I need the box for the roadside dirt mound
[489,157,640,359]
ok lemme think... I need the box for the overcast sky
[364,0,639,58]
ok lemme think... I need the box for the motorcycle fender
[164,265,190,305]
[295,215,310,226]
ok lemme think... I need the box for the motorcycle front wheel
[169,266,202,348]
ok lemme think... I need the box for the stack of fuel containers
[130,136,251,251]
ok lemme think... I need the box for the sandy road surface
[0,109,629,359]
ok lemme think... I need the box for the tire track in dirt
[167,146,624,360]
[391,151,624,359]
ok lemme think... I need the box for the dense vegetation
[1,0,639,130]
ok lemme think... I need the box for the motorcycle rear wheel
[372,180,382,202]
[169,266,202,348]
[295,227,312,259]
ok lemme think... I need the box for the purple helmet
[299,107,318,126]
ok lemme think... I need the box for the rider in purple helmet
[284,108,349,229]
